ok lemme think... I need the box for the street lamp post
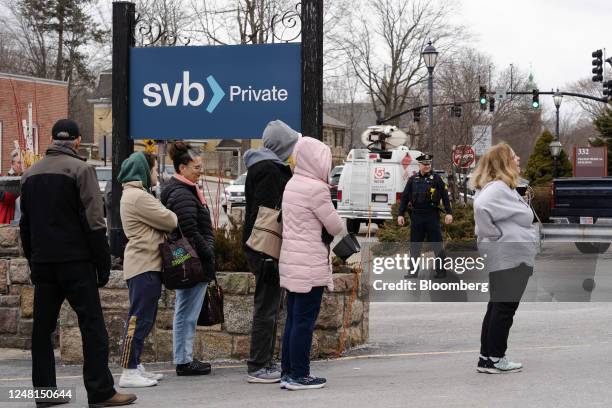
[422,41,439,156]
[549,140,563,178]
[553,89,563,141]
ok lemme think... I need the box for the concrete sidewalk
[2,303,611,408]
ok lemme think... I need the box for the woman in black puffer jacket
[161,142,215,377]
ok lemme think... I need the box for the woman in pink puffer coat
[279,137,345,390]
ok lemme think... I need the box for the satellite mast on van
[361,125,410,152]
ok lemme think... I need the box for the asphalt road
[2,302,611,408]
[16,200,611,407]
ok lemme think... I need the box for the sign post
[111,1,135,258]
[453,145,475,205]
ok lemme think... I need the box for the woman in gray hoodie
[470,143,538,374]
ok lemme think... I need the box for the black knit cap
[52,119,80,140]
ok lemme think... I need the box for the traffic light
[413,108,421,122]
[479,86,487,110]
[592,49,603,82]
[489,97,495,113]
[604,80,612,100]
[532,89,540,109]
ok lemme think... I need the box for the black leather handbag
[197,278,224,326]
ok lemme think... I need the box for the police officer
[397,153,453,279]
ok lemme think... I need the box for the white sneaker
[138,364,164,381]
[119,368,158,388]
[482,356,523,374]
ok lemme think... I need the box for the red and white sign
[373,167,385,179]
[452,145,476,169]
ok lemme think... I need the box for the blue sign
[129,43,301,140]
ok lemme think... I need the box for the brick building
[0,73,68,174]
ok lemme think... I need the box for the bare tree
[0,30,30,74]
[340,0,466,121]
[0,0,108,87]
[429,49,543,171]
[567,77,609,119]
[190,0,294,45]
[135,0,193,46]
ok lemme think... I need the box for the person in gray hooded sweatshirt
[242,119,300,383]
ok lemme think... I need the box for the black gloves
[322,227,334,246]
[95,254,111,288]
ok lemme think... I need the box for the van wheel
[346,219,361,234]
[575,242,610,254]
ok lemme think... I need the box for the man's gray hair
[53,139,79,149]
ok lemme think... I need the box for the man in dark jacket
[20,119,136,407]
[397,153,453,279]
[243,120,299,383]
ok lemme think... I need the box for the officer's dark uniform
[398,154,452,278]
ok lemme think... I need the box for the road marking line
[0,344,591,382]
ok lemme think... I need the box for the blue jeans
[281,287,324,379]
[173,282,207,365]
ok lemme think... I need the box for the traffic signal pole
[376,91,608,126]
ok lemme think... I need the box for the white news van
[336,146,423,234]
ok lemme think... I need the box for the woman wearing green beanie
[116,152,178,388]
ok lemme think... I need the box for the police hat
[416,153,433,164]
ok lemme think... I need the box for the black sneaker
[176,359,212,376]
[285,375,327,390]
[476,356,491,373]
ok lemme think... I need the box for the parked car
[221,172,247,213]
[329,165,344,208]
[161,164,175,183]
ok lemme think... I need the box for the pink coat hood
[279,137,345,293]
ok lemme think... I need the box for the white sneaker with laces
[119,368,158,388]
[138,364,164,381]
[485,356,522,374]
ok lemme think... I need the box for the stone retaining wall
[0,226,369,364]
[0,226,37,349]
[60,268,369,364]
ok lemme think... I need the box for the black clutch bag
[197,278,224,326]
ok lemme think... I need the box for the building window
[334,129,344,148]
[323,129,333,146]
